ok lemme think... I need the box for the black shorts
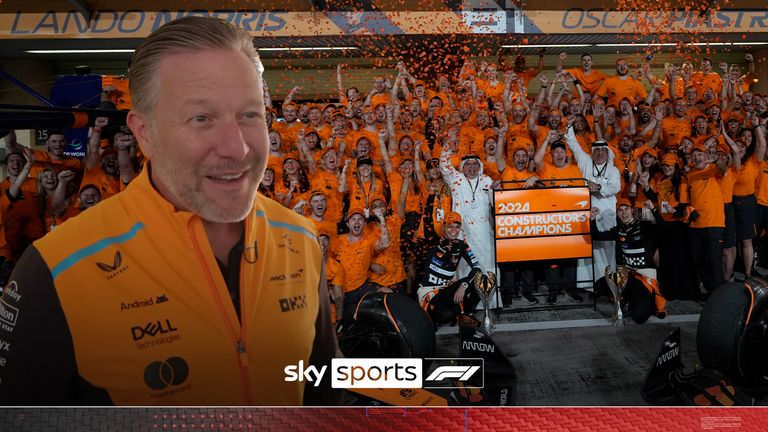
[757,204,768,238]
[732,195,757,241]
[723,203,737,248]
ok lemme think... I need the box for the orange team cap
[282,152,300,164]
[690,142,707,153]
[510,142,529,155]
[316,225,334,239]
[321,146,338,157]
[634,145,658,159]
[444,211,462,225]
[660,153,678,166]
[347,205,366,220]
[369,193,387,207]
[616,197,632,209]
[715,141,731,155]
[362,105,375,114]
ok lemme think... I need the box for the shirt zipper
[187,221,253,405]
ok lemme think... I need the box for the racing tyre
[697,282,751,383]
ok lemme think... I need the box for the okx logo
[423,358,484,389]
[144,357,189,390]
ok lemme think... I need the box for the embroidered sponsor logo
[277,234,300,254]
[121,297,154,311]
[96,250,130,280]
[144,356,189,391]
[0,339,9,352]
[0,299,19,330]
[279,294,307,312]
[2,281,21,303]
[131,319,178,341]
[269,268,304,283]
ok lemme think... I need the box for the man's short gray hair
[128,16,261,115]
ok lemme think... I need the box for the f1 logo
[423,358,484,389]
[425,366,480,382]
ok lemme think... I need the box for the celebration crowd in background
[1,50,765,324]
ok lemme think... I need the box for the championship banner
[494,186,592,263]
[523,9,768,34]
[0,10,508,39]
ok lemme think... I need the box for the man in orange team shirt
[595,58,648,108]
[556,52,608,95]
[334,205,391,318]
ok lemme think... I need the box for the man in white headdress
[439,145,499,308]
[564,121,621,290]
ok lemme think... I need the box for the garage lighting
[26,49,136,54]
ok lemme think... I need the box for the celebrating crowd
[1,50,765,326]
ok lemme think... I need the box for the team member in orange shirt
[661,99,693,151]
[271,101,303,152]
[504,102,535,165]
[334,205,391,318]
[366,194,407,293]
[1,148,40,262]
[645,153,698,299]
[714,144,738,282]
[364,75,392,108]
[556,52,608,95]
[595,59,648,108]
[725,122,767,279]
[306,190,338,236]
[687,142,727,293]
[304,146,344,224]
[274,153,311,211]
[340,156,386,211]
[533,132,584,304]
[5,130,83,178]
[534,130,584,187]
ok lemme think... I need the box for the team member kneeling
[416,194,484,325]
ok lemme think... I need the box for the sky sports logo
[284,358,484,389]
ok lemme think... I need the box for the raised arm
[113,132,136,185]
[3,130,23,154]
[263,79,273,109]
[372,208,391,253]
[555,52,567,74]
[378,129,394,175]
[439,140,460,182]
[754,114,767,162]
[564,123,589,165]
[283,86,302,106]
[592,103,605,141]
[8,147,34,199]
[336,64,346,101]
[51,170,75,217]
[86,116,109,171]
[534,130,558,172]
[535,49,545,75]
[396,176,409,219]
[494,124,508,173]
[647,107,663,149]
[414,140,426,184]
